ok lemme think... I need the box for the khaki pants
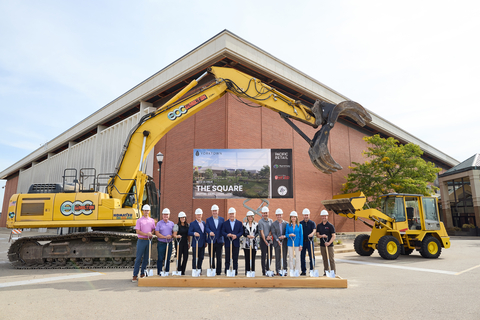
[320,246,335,274]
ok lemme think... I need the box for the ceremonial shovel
[172,237,182,276]
[160,239,170,277]
[278,239,287,276]
[289,235,299,277]
[226,237,236,277]
[146,238,154,277]
[309,238,319,277]
[266,240,274,277]
[192,235,201,277]
[207,235,216,277]
[323,238,335,278]
[246,238,255,277]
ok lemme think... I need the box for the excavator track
[7,231,160,269]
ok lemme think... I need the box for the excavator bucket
[309,100,372,174]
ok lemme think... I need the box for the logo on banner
[277,186,288,196]
[60,200,95,216]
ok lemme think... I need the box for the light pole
[156,152,164,219]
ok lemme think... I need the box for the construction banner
[193,149,293,199]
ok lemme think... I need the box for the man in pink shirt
[132,204,156,282]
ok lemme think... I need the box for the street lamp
[156,152,164,218]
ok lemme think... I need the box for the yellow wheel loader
[322,192,450,260]
[6,67,372,269]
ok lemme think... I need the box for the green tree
[342,134,441,208]
[222,169,229,178]
[205,169,213,179]
[259,165,270,179]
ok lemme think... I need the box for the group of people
[132,204,336,281]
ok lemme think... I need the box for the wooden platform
[138,275,347,288]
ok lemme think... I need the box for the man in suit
[221,207,243,276]
[271,208,288,276]
[206,204,225,275]
[188,208,207,275]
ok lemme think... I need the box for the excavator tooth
[308,100,372,174]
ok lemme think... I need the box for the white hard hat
[211,204,219,211]
[178,211,186,218]
[228,207,236,214]
[290,211,298,217]
[320,210,329,216]
[246,211,254,217]
[261,206,269,213]
[302,208,310,215]
[275,208,283,215]
[195,208,203,215]
[162,208,170,214]
[142,204,151,211]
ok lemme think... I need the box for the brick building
[0,30,458,231]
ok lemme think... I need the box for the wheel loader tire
[420,236,442,259]
[378,235,401,260]
[354,234,374,256]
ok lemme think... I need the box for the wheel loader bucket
[309,101,372,174]
[322,192,366,218]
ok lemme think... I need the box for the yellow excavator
[322,192,450,260]
[6,67,372,268]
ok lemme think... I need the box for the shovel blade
[279,270,287,277]
[160,271,169,277]
[326,270,335,278]
[147,269,154,277]
[290,270,299,277]
[266,271,274,277]
[207,269,216,277]
[227,270,236,277]
[192,269,201,277]
[172,271,182,276]
[246,271,255,278]
[309,270,319,277]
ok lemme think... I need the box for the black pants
[243,248,257,275]
[224,245,239,275]
[177,242,189,275]
[192,245,205,272]
[260,240,273,275]
[208,242,224,275]
[301,240,315,273]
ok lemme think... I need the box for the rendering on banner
[193,149,293,199]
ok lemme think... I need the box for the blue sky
[1,0,479,206]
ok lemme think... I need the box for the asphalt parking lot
[1,228,479,320]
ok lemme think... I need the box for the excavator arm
[110,67,372,207]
